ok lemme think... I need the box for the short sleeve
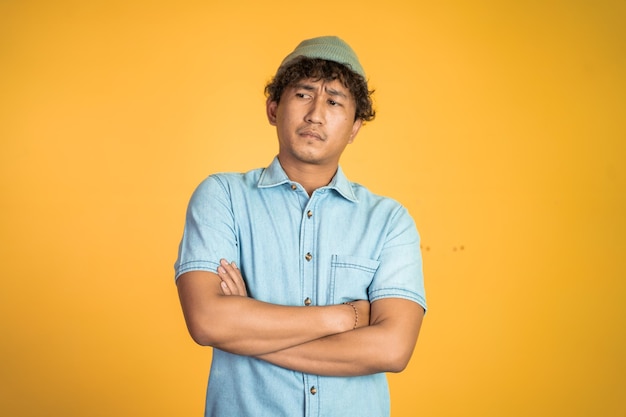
[368,206,427,311]
[174,175,239,280]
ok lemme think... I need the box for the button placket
[303,375,320,416]
[301,196,321,417]
[301,198,317,336]
[304,209,314,263]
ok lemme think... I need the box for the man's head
[265,36,375,122]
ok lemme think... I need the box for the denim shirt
[175,157,427,417]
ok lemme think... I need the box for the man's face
[267,78,363,169]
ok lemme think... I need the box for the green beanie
[279,36,366,78]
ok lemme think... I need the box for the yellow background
[1,1,624,416]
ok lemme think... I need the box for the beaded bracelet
[343,301,358,329]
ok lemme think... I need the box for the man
[175,36,427,417]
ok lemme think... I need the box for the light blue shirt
[175,157,427,417]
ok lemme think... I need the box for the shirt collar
[258,157,358,203]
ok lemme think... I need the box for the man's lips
[297,129,325,141]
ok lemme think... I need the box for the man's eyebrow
[293,82,316,91]
[325,87,348,99]
[293,82,349,99]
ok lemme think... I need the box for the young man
[175,36,427,417]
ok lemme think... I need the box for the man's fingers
[229,261,247,295]
[217,265,235,294]
[220,280,233,295]
[218,259,247,296]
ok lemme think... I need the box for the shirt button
[304,297,312,306]
[305,252,312,261]
[310,386,317,395]
[307,210,313,218]
[291,184,297,190]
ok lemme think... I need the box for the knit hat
[279,36,366,78]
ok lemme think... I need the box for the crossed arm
[176,259,424,377]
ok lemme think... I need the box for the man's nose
[305,97,324,124]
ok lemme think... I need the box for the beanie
[278,36,366,78]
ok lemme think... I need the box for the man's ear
[266,98,278,126]
[348,118,363,144]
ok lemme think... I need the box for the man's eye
[328,100,339,106]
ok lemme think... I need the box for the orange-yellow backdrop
[1,1,624,416]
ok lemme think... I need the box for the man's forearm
[256,298,424,377]
[256,326,389,376]
[197,296,356,356]
[177,270,360,356]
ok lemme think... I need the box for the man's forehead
[292,78,351,98]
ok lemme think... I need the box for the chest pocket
[330,255,380,304]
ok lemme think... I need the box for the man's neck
[278,157,338,196]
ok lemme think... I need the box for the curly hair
[264,57,375,122]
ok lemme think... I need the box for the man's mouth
[298,129,325,141]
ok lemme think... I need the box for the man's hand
[217,258,248,296]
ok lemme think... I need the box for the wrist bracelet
[343,302,358,329]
